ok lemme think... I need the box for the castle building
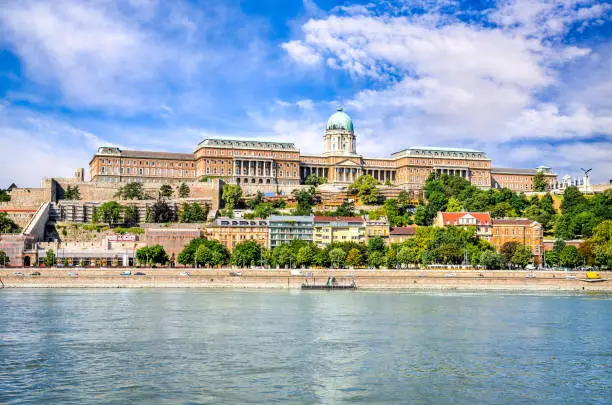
[89,107,557,192]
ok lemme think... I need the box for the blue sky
[0,0,611,186]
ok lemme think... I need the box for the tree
[500,241,520,268]
[178,182,190,198]
[533,170,547,192]
[177,238,207,266]
[231,241,263,268]
[554,215,575,240]
[313,249,330,267]
[349,175,382,205]
[386,248,398,268]
[479,250,501,269]
[560,186,586,214]
[559,245,580,268]
[367,251,385,268]
[180,202,208,223]
[0,212,21,233]
[345,248,363,268]
[578,240,596,266]
[0,189,10,202]
[398,246,419,266]
[43,249,56,267]
[329,248,346,268]
[292,186,318,216]
[252,203,276,219]
[511,246,533,268]
[95,201,123,227]
[367,236,386,254]
[195,241,229,267]
[222,184,242,210]
[296,245,315,267]
[304,174,326,186]
[149,199,175,223]
[247,191,265,209]
[64,185,81,200]
[413,206,428,226]
[0,250,9,266]
[437,243,462,264]
[159,184,174,198]
[116,182,146,200]
[136,245,169,266]
[334,200,355,217]
[123,205,139,226]
[446,197,462,212]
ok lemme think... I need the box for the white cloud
[281,40,323,65]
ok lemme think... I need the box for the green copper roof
[326,106,354,132]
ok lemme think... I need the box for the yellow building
[313,216,365,247]
[205,218,269,251]
[364,216,390,244]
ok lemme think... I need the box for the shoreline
[1,269,611,292]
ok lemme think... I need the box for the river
[1,289,610,404]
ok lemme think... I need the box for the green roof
[326,106,354,132]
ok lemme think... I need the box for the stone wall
[143,223,203,260]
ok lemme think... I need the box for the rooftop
[390,226,417,235]
[438,212,492,224]
[95,147,194,161]
[491,167,555,175]
[492,218,539,226]
[314,216,364,223]
[391,146,489,159]
[269,215,314,222]
[196,138,298,151]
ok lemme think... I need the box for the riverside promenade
[1,269,611,292]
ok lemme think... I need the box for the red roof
[493,218,536,226]
[438,212,491,225]
[390,226,417,235]
[314,216,364,223]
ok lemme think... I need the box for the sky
[0,0,611,186]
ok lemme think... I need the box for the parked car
[30,271,41,276]
[120,271,131,276]
[68,272,78,277]
[179,271,191,277]
[445,273,457,277]
[229,271,242,277]
[134,272,146,276]
[13,272,25,276]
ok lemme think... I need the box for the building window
[139,168,143,175]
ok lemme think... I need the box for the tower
[323,106,357,156]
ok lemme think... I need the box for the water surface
[1,290,610,404]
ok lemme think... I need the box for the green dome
[326,106,354,132]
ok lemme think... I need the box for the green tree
[349,175,382,205]
[136,245,169,266]
[95,201,123,227]
[123,205,139,226]
[247,191,265,209]
[560,186,586,214]
[43,249,56,267]
[511,246,533,268]
[253,203,277,219]
[313,249,330,267]
[446,197,462,212]
[159,184,174,198]
[367,236,386,254]
[398,246,419,266]
[554,214,575,240]
[64,185,81,200]
[180,202,208,223]
[386,248,398,268]
[116,182,146,200]
[178,182,190,198]
[231,240,263,267]
[479,250,501,269]
[0,212,21,233]
[195,240,229,267]
[177,238,207,266]
[559,245,580,268]
[304,174,326,186]
[149,199,175,223]
[222,184,243,210]
[533,170,547,192]
[500,241,520,268]
[292,186,318,216]
[0,189,10,202]
[345,248,363,268]
[437,243,462,264]
[0,250,9,266]
[296,245,316,267]
[334,200,355,217]
[329,248,346,268]
[367,251,385,268]
[413,206,427,226]
[271,244,296,268]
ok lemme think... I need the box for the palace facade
[89,107,557,192]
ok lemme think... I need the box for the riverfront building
[491,218,544,260]
[88,107,557,192]
[313,216,366,247]
[268,215,314,248]
[205,218,269,251]
[433,212,493,241]
[389,226,417,244]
